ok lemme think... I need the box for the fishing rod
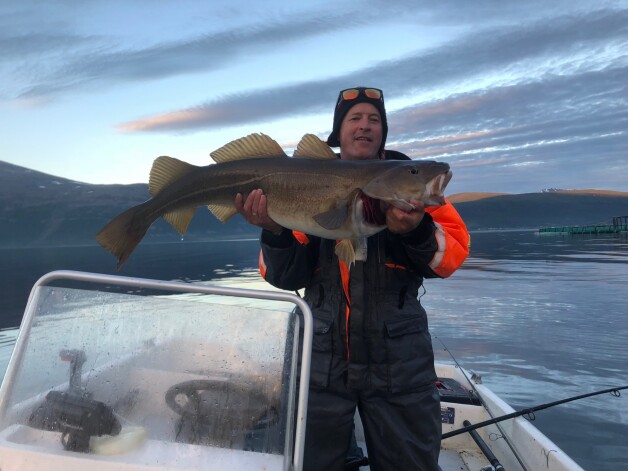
[434,336,528,470]
[463,420,504,471]
[442,384,628,440]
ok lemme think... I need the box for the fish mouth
[423,170,452,206]
[361,169,453,220]
[437,170,452,193]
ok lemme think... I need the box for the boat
[0,270,585,470]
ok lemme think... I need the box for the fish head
[362,160,452,209]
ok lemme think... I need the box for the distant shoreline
[0,236,262,251]
[4,227,628,251]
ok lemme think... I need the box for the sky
[1,0,627,194]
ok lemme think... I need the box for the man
[235,87,469,470]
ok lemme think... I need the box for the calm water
[1,231,627,470]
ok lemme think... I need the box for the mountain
[448,190,628,230]
[0,161,255,247]
[1,160,627,247]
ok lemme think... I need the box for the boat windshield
[0,272,306,471]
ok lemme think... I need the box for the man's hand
[235,189,284,235]
[386,199,425,234]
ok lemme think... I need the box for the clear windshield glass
[0,280,299,471]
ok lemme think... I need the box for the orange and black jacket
[258,199,469,393]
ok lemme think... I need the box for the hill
[448,191,628,230]
[1,160,627,247]
[449,189,628,204]
[0,161,256,247]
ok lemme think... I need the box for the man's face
[338,103,383,161]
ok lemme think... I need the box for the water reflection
[426,231,627,470]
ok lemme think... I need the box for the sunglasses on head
[337,87,384,106]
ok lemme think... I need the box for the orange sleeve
[425,198,470,278]
[258,230,310,280]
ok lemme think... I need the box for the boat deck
[356,440,491,471]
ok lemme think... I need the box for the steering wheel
[165,379,225,420]
[165,379,276,427]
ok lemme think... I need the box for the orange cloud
[117,107,219,133]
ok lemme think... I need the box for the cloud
[7,0,623,103]
[116,6,628,134]
[8,8,384,100]
[0,32,92,59]
[117,84,338,132]
[401,65,625,137]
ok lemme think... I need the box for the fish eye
[408,168,419,175]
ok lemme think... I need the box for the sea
[1,230,626,470]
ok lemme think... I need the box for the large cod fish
[96,133,452,268]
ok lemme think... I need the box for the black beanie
[326,87,388,154]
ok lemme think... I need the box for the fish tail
[96,203,152,269]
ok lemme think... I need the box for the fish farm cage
[539,216,628,234]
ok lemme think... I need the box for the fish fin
[96,202,152,270]
[208,204,238,223]
[149,156,198,197]
[163,208,196,236]
[293,134,337,160]
[335,239,356,267]
[313,205,349,230]
[210,133,287,163]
